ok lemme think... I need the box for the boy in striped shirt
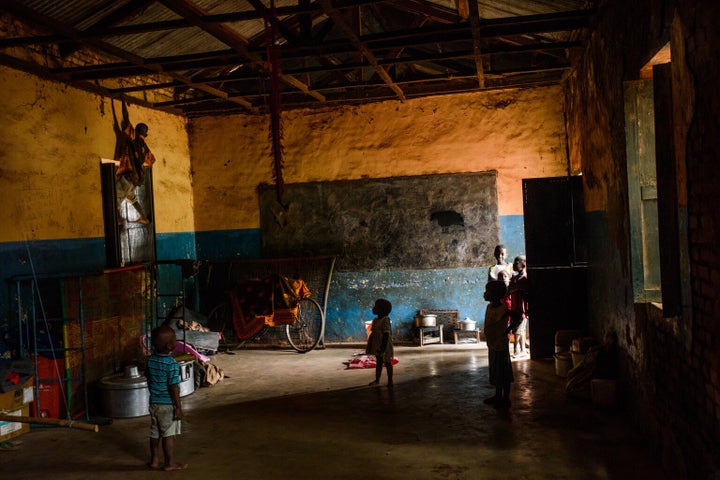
[146,325,187,471]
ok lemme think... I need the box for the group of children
[144,245,527,471]
[483,244,530,408]
[365,244,529,410]
[489,244,529,358]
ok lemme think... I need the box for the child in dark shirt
[482,281,522,408]
[366,298,395,387]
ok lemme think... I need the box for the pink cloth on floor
[347,354,399,369]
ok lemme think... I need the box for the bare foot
[163,463,188,472]
[146,462,160,469]
[368,380,379,386]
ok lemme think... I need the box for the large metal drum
[99,365,149,418]
[175,355,195,397]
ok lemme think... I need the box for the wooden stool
[453,329,481,344]
[417,325,443,346]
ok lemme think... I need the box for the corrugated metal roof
[0,0,596,116]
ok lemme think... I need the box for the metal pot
[420,314,437,327]
[175,356,195,397]
[99,365,149,418]
[459,318,476,331]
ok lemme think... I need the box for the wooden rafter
[0,0,255,111]
[0,0,594,116]
[318,0,406,102]
[467,0,486,88]
[157,0,325,103]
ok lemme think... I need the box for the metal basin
[99,365,149,418]
[176,357,195,397]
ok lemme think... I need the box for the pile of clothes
[344,352,399,369]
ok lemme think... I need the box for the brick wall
[564,0,720,478]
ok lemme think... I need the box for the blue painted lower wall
[195,229,262,261]
[500,214,526,260]
[324,214,526,342]
[326,267,488,342]
[1,216,524,341]
[0,232,197,326]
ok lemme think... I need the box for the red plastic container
[31,356,66,419]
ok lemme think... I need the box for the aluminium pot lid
[100,366,148,390]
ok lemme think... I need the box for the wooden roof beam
[158,0,326,103]
[466,0,486,88]
[0,0,256,111]
[318,0,405,102]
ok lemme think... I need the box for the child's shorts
[149,404,182,438]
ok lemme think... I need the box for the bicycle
[207,273,325,353]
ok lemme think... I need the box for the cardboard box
[0,405,31,441]
[0,376,34,442]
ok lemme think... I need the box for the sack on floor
[203,361,225,386]
[194,360,225,387]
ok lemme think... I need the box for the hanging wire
[24,239,71,418]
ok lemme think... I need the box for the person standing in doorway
[509,255,530,357]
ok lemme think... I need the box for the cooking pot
[99,365,149,418]
[419,314,437,327]
[459,318,476,331]
[175,355,195,397]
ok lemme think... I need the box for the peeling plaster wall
[564,0,720,477]
[0,67,193,242]
[192,87,567,232]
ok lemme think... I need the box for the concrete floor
[1,344,667,479]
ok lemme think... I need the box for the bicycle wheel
[208,301,267,351]
[286,297,324,353]
[207,302,237,351]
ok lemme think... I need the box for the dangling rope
[23,239,68,413]
[265,0,286,208]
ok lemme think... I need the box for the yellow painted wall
[0,66,193,242]
[190,86,568,231]
[0,63,568,242]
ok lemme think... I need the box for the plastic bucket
[554,352,573,377]
[571,351,586,368]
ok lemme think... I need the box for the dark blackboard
[259,172,499,271]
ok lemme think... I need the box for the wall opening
[624,42,687,318]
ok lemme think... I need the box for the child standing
[482,281,522,408]
[488,244,513,281]
[498,269,513,309]
[146,325,187,471]
[509,255,529,357]
[366,298,394,387]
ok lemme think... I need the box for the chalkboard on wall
[259,172,499,272]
